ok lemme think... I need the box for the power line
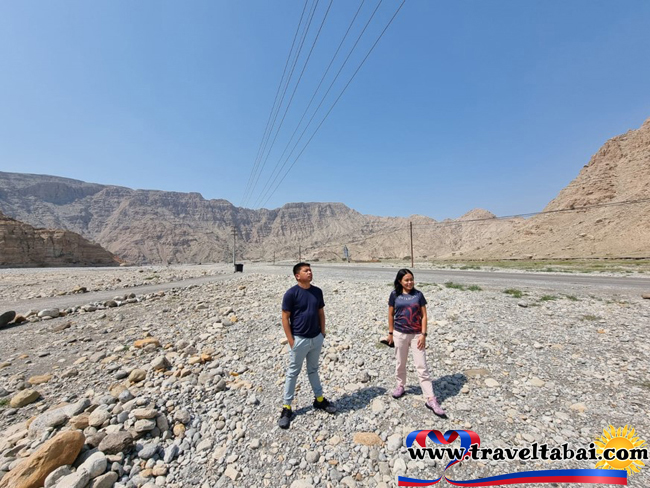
[274,0,367,167]
[242,0,319,207]
[252,0,378,208]
[257,0,407,209]
[300,197,650,255]
[246,0,321,205]
[411,197,650,227]
[253,0,388,208]
[241,0,311,207]
[247,0,335,207]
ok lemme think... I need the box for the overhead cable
[241,0,311,207]
[256,0,407,208]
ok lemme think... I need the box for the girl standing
[386,268,446,417]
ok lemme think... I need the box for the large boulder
[0,430,85,488]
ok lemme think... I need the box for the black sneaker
[278,407,293,429]
[313,397,337,414]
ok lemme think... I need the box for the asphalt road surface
[311,264,650,294]
[1,264,648,313]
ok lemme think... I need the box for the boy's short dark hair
[293,262,311,276]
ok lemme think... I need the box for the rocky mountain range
[1,117,648,264]
[0,210,120,267]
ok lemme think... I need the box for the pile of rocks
[0,269,648,487]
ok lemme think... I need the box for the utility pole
[409,221,414,269]
[273,251,276,265]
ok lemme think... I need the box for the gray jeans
[283,333,324,404]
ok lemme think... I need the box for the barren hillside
[0,211,120,267]
[0,117,648,263]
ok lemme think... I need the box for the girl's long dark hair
[394,268,414,296]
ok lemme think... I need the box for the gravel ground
[0,265,648,488]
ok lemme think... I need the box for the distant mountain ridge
[1,117,648,263]
[0,210,120,267]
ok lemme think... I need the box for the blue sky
[1,1,649,219]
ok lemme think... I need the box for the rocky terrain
[0,211,120,268]
[1,116,648,265]
[467,117,650,260]
[0,265,648,487]
[0,265,227,304]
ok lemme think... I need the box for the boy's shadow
[293,386,387,416]
[406,373,467,404]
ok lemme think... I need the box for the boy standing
[279,263,336,429]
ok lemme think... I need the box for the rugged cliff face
[466,117,650,259]
[0,211,121,267]
[1,118,648,263]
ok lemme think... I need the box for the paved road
[308,264,650,295]
[2,264,648,312]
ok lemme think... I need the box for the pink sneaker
[426,397,447,417]
[392,385,405,399]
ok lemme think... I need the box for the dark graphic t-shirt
[389,289,427,333]
[282,284,325,338]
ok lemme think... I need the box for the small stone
[132,408,158,420]
[44,465,72,487]
[28,408,69,438]
[196,439,212,452]
[28,374,53,385]
[152,466,167,477]
[129,369,147,383]
[173,424,186,437]
[151,356,171,371]
[55,468,90,488]
[224,465,239,481]
[109,383,127,398]
[98,431,134,455]
[134,337,161,348]
[51,321,72,332]
[10,389,41,408]
[387,434,402,452]
[68,413,90,430]
[484,378,500,388]
[88,471,119,488]
[570,402,587,413]
[138,444,159,460]
[464,368,490,378]
[163,444,179,463]
[134,419,157,432]
[371,398,385,414]
[392,458,407,475]
[79,451,108,478]
[173,409,191,424]
[353,432,383,447]
[38,308,60,318]
[89,408,111,427]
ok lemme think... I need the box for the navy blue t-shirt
[389,289,427,333]
[282,284,325,338]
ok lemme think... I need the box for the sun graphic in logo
[594,425,646,476]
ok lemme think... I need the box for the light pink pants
[394,330,434,399]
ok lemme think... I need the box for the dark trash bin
[234,263,244,273]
